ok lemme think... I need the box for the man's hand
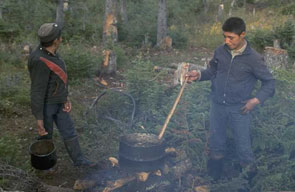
[241,98,260,114]
[185,70,200,83]
[37,120,48,136]
[63,100,72,112]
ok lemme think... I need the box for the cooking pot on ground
[119,133,166,172]
[118,79,188,172]
[29,140,57,170]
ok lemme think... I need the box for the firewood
[136,172,150,182]
[108,157,119,167]
[194,185,210,192]
[103,176,136,192]
[73,179,96,190]
[153,66,175,74]
[153,170,162,176]
[100,78,108,86]
[163,164,170,174]
[165,147,176,153]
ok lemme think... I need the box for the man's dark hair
[222,17,246,35]
[40,34,61,47]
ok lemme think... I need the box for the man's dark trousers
[41,103,77,140]
[209,101,254,164]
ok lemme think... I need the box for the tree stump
[159,36,172,50]
[102,49,117,75]
[264,46,289,70]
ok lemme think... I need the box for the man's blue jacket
[200,42,275,105]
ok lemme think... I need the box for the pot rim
[120,133,165,148]
[29,140,56,157]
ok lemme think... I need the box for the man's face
[223,31,245,50]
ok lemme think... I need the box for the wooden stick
[158,77,188,140]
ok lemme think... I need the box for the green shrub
[125,58,166,131]
[119,1,158,47]
[0,134,27,169]
[247,29,274,52]
[168,28,188,48]
[248,20,295,61]
[0,72,30,116]
[59,45,101,83]
[281,4,295,16]
[113,45,129,70]
[274,20,295,48]
[274,20,295,60]
[62,0,105,43]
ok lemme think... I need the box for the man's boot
[64,136,96,167]
[207,158,224,181]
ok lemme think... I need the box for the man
[186,17,275,180]
[28,23,95,167]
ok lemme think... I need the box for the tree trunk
[0,0,3,20]
[228,0,236,16]
[202,0,208,13]
[101,49,117,75]
[103,0,118,45]
[56,0,65,28]
[120,0,128,24]
[156,0,168,47]
[101,0,118,77]
[217,4,224,22]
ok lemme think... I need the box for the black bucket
[29,140,57,170]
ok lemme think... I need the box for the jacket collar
[38,44,58,57]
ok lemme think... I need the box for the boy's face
[223,31,246,50]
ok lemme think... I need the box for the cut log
[264,46,289,70]
[165,147,176,153]
[154,170,162,176]
[194,185,210,192]
[136,172,150,182]
[153,66,175,74]
[108,157,119,167]
[103,176,136,192]
[73,179,97,190]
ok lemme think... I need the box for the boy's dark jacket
[200,41,275,105]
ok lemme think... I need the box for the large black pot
[119,133,166,172]
[29,140,57,170]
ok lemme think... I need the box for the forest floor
[0,46,214,191]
